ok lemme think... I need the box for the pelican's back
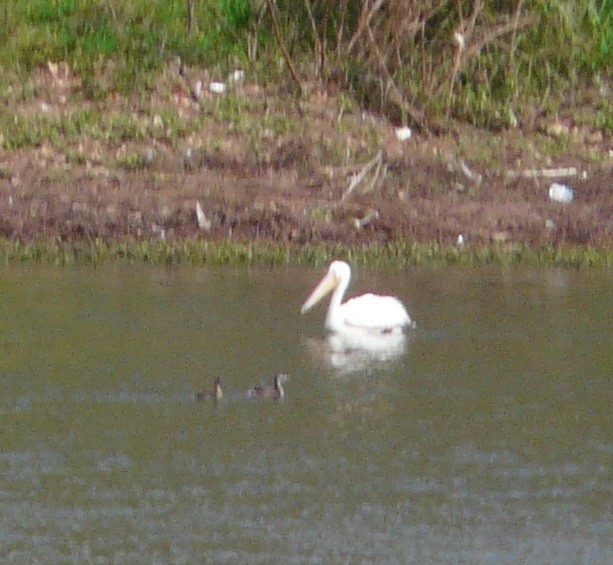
[338,293,411,331]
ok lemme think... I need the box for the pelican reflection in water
[304,330,411,373]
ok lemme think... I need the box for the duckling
[196,377,223,402]
[248,373,289,400]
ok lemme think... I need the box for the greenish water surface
[0,265,611,562]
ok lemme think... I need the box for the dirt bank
[0,75,611,251]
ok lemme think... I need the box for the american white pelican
[248,373,289,400]
[300,261,413,333]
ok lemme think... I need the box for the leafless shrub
[267,0,534,129]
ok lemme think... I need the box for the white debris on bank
[395,126,412,141]
[549,183,574,204]
[207,71,244,96]
[196,201,212,231]
[228,69,245,84]
[209,82,227,95]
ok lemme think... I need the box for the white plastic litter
[209,82,227,94]
[548,183,574,203]
[228,69,245,84]
[395,127,412,141]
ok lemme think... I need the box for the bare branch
[266,0,304,92]
[336,0,350,58]
[347,0,386,54]
[464,16,534,62]
[437,14,535,102]
[508,0,525,74]
[342,150,383,203]
[187,0,196,35]
[366,25,425,127]
[303,0,323,74]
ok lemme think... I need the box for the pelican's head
[300,260,351,314]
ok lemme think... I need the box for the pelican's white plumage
[300,261,413,333]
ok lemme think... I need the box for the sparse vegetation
[0,1,610,129]
[0,2,610,266]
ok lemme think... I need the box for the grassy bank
[0,1,610,130]
[2,238,611,269]
[0,3,610,267]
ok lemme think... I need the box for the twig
[447,32,465,110]
[447,0,484,110]
[467,0,484,38]
[364,160,386,195]
[508,0,525,75]
[435,14,534,100]
[366,26,425,127]
[341,150,383,203]
[506,167,578,179]
[321,0,333,77]
[347,0,386,54]
[464,16,534,62]
[336,0,349,58]
[187,0,196,35]
[303,0,322,75]
[266,0,304,92]
[460,160,482,185]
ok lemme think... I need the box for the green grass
[0,104,211,151]
[0,91,305,154]
[0,0,256,95]
[0,1,609,128]
[1,238,610,269]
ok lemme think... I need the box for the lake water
[1,264,611,563]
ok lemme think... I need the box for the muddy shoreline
[0,73,611,259]
[1,143,611,252]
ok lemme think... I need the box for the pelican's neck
[325,271,350,331]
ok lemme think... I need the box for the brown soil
[0,73,611,250]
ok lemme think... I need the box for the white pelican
[300,261,414,334]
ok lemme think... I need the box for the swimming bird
[196,377,223,401]
[248,373,289,400]
[300,260,413,333]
